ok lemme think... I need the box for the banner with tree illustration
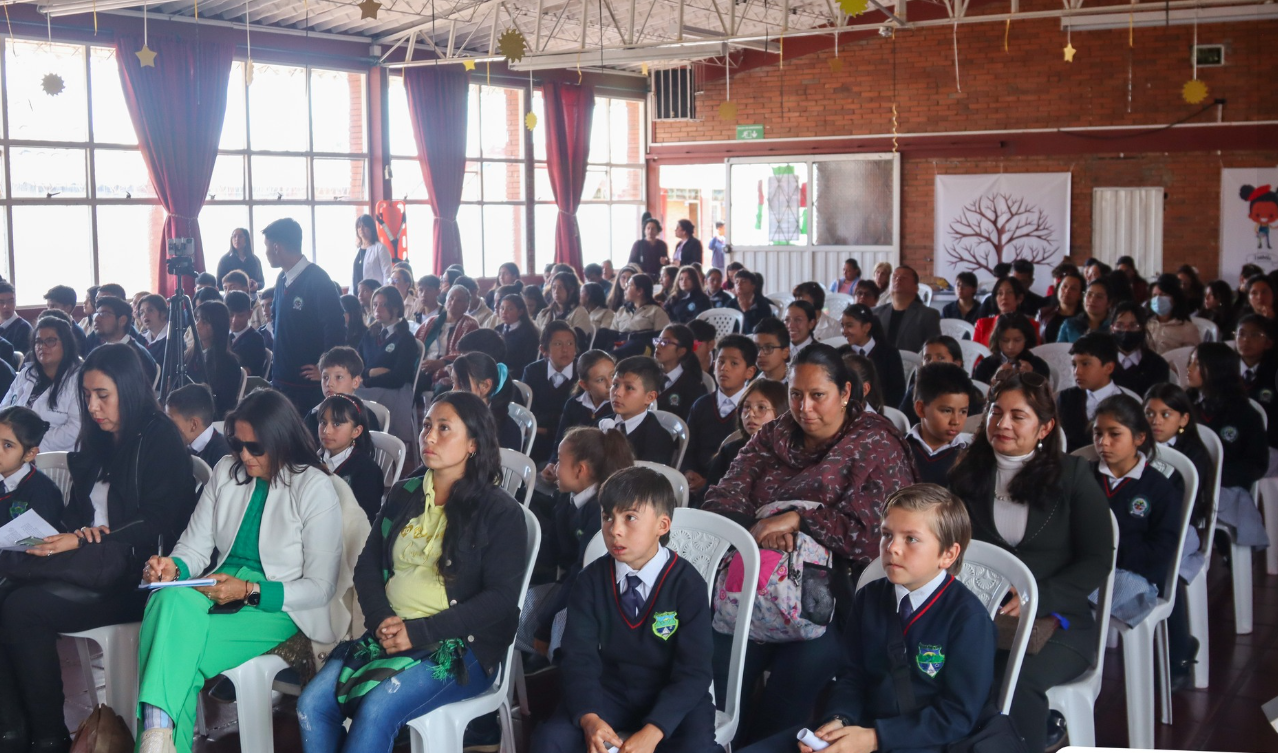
[933,173,1071,295]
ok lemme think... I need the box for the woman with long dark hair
[663,265,711,324]
[1,316,82,451]
[1197,279,1236,339]
[947,372,1112,752]
[536,271,591,334]
[452,351,522,452]
[216,227,265,292]
[727,270,774,335]
[485,262,524,311]
[627,218,668,277]
[0,344,198,753]
[612,274,671,334]
[605,264,639,313]
[497,292,541,378]
[1056,278,1113,343]
[136,388,341,753]
[356,285,420,449]
[353,214,394,291]
[340,294,370,348]
[296,391,528,753]
[190,300,244,418]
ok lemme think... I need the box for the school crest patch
[1262,389,1274,404]
[293,297,304,311]
[916,644,945,677]
[670,394,680,407]
[1222,426,1239,442]
[8,501,27,519]
[1130,497,1150,518]
[385,342,396,353]
[652,611,678,641]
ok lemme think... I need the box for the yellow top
[386,471,450,620]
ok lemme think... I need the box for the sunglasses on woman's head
[228,438,267,457]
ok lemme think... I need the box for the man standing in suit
[873,265,941,353]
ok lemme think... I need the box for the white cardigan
[170,458,343,643]
[1,362,82,452]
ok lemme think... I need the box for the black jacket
[683,392,739,476]
[216,250,265,290]
[521,359,577,463]
[550,396,614,464]
[663,292,711,325]
[500,323,541,382]
[187,349,243,419]
[333,448,385,522]
[857,340,907,409]
[355,477,528,674]
[1113,349,1171,402]
[1092,461,1181,595]
[0,468,64,531]
[1056,386,1092,454]
[1198,396,1269,489]
[231,327,269,378]
[605,413,677,466]
[195,429,231,470]
[940,300,980,325]
[728,296,774,335]
[533,490,602,643]
[674,237,703,267]
[1242,353,1278,447]
[704,436,746,489]
[357,321,418,390]
[0,317,31,355]
[658,365,707,422]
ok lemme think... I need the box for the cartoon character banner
[934,173,1071,295]
[1220,167,1278,280]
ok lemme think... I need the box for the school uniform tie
[622,574,645,619]
[898,595,915,628]
[1245,368,1256,385]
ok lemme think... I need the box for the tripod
[158,274,205,402]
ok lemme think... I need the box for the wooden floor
[60,551,1278,752]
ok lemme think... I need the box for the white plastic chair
[971,380,991,397]
[263,348,273,381]
[1190,316,1219,343]
[857,539,1038,716]
[1183,426,1223,689]
[958,340,990,373]
[652,410,690,469]
[236,367,249,402]
[405,507,541,753]
[508,402,538,456]
[362,399,392,433]
[583,508,759,745]
[192,456,212,487]
[64,623,142,736]
[34,451,71,504]
[1030,342,1077,393]
[696,308,745,339]
[818,336,848,350]
[767,293,795,311]
[899,351,923,386]
[824,292,853,317]
[369,430,407,490]
[1046,512,1120,747]
[882,406,910,434]
[917,283,933,307]
[1163,345,1195,388]
[1213,400,1267,635]
[211,421,224,436]
[940,319,976,341]
[700,370,717,394]
[499,448,535,506]
[245,375,270,394]
[1117,385,1142,401]
[634,460,690,508]
[511,380,533,409]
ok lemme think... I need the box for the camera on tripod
[166,237,196,277]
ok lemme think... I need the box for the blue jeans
[297,641,492,753]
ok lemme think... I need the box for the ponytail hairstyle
[1093,394,1155,458]
[427,391,503,579]
[572,349,616,397]
[661,324,701,375]
[316,393,373,455]
[841,303,887,344]
[452,351,514,429]
[559,426,635,485]
[0,406,50,453]
[842,352,884,412]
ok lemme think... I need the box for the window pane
[314,158,367,201]
[457,204,483,272]
[729,162,808,247]
[466,86,481,160]
[250,156,308,200]
[390,159,427,200]
[6,41,87,142]
[89,47,137,145]
[811,159,895,247]
[578,205,609,263]
[611,204,644,268]
[97,205,163,295]
[479,86,522,160]
[587,100,608,164]
[10,148,87,198]
[0,213,10,294]
[208,155,246,201]
[482,162,523,202]
[94,150,157,199]
[534,203,556,273]
[198,205,251,263]
[253,205,311,258]
[462,161,480,202]
[481,204,523,278]
[531,91,545,161]
[583,167,609,202]
[13,206,92,304]
[533,165,553,202]
[248,63,309,152]
[610,99,642,164]
[221,61,247,151]
[402,202,433,267]
[388,74,417,157]
[611,168,643,202]
[311,69,365,154]
[314,204,363,285]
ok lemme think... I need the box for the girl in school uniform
[662,265,712,324]
[356,286,420,451]
[497,293,542,380]
[451,351,523,453]
[971,313,1051,385]
[544,350,616,477]
[316,393,385,522]
[579,282,614,332]
[653,323,708,421]
[1089,395,1183,627]
[684,334,758,496]
[536,271,592,336]
[1,316,82,452]
[839,303,905,408]
[612,274,671,334]
[520,321,580,463]
[703,377,788,490]
[0,406,64,530]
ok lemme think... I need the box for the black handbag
[0,538,135,591]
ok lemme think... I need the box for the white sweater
[1,362,83,452]
[170,458,343,642]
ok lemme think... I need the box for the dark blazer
[355,477,528,674]
[195,429,231,470]
[1113,349,1171,403]
[940,300,980,325]
[961,454,1114,657]
[1242,353,1278,447]
[708,290,734,309]
[550,396,614,464]
[521,359,577,462]
[860,340,907,408]
[1091,461,1181,595]
[605,413,677,466]
[333,448,385,522]
[873,299,942,354]
[0,468,64,531]
[144,336,168,367]
[1198,396,1268,489]
[704,436,747,489]
[533,491,602,643]
[727,296,774,335]
[658,365,708,422]
[0,317,32,355]
[500,323,541,381]
[86,335,158,385]
[683,392,740,475]
[357,321,418,390]
[1056,386,1092,454]
[231,327,268,378]
[663,291,711,325]
[674,236,703,267]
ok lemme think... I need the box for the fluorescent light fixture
[508,41,728,71]
[40,0,149,16]
[1064,3,1278,30]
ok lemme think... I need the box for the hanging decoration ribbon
[951,18,961,91]
[1182,2,1208,103]
[136,1,156,67]
[1003,17,1010,52]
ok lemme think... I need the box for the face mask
[1114,330,1145,352]
[1150,295,1173,317]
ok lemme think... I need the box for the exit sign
[736,124,764,140]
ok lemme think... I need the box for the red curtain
[541,82,594,272]
[115,36,233,296]
[404,67,469,275]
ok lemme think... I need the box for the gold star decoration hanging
[524,111,537,131]
[462,59,476,71]
[41,73,64,96]
[136,45,157,67]
[828,56,844,73]
[718,100,738,120]
[838,0,869,16]
[357,0,381,18]
[641,63,649,76]
[245,60,255,85]
[1062,42,1076,62]
[1183,79,1209,104]
[498,28,527,63]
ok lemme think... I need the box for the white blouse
[993,450,1035,546]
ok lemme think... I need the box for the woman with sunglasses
[0,344,198,753]
[297,391,528,753]
[0,315,82,452]
[135,388,342,753]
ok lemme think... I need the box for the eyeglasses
[32,337,60,349]
[652,338,676,348]
[756,345,785,355]
[228,437,267,457]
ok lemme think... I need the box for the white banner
[1219,167,1278,281]
[934,173,1072,295]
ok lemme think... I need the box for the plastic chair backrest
[263,348,273,381]
[963,413,983,435]
[768,293,795,311]
[237,368,249,402]
[245,376,269,394]
[584,509,758,743]
[1030,342,1077,392]
[1195,427,1224,559]
[191,456,212,487]
[857,539,1038,715]
[409,339,425,398]
[696,308,746,339]
[958,340,990,373]
[1190,316,1219,343]
[1148,444,1202,601]
[634,460,690,508]
[511,380,534,409]
[899,351,923,385]
[1084,513,1121,680]
[369,431,406,488]
[35,452,72,505]
[824,292,853,316]
[940,319,976,341]
[882,407,910,434]
[1163,346,1195,388]
[971,380,991,398]
[508,403,538,456]
[700,370,717,394]
[1251,398,1268,431]
[498,448,535,506]
[652,409,690,469]
[362,400,392,434]
[1117,385,1142,401]
[918,284,933,307]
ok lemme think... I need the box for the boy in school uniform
[164,383,231,469]
[1234,313,1278,447]
[683,335,757,495]
[906,363,974,486]
[742,484,996,753]
[601,356,677,466]
[0,283,32,355]
[532,466,718,753]
[522,321,580,463]
[304,347,382,437]
[1057,332,1122,453]
[226,290,268,377]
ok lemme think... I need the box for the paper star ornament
[41,73,64,96]
[718,100,738,120]
[838,0,869,16]
[498,28,527,63]
[1063,42,1076,62]
[357,0,381,19]
[462,59,476,71]
[1182,79,1209,104]
[524,111,537,131]
[136,45,157,67]
[245,60,255,85]
[828,56,844,73]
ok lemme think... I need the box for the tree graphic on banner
[943,193,1057,276]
